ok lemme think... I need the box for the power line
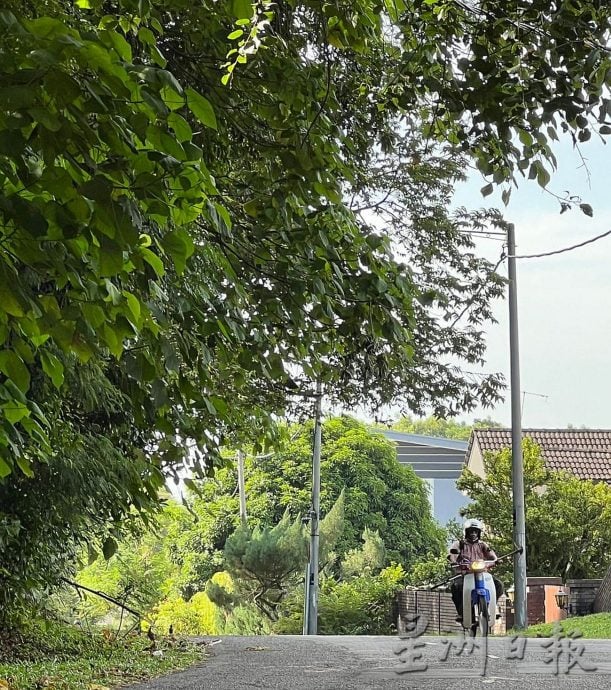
[509,228,611,259]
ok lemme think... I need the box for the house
[376,430,468,525]
[466,428,611,483]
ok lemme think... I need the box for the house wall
[567,579,602,616]
[468,441,485,477]
[432,478,468,525]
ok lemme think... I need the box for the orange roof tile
[469,428,611,482]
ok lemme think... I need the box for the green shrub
[275,564,406,635]
[218,605,272,635]
[151,592,221,635]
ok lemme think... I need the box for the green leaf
[102,537,118,560]
[2,402,30,424]
[243,199,259,217]
[480,183,494,197]
[160,86,185,111]
[105,30,133,62]
[98,237,126,276]
[40,350,64,389]
[168,113,193,142]
[15,454,34,478]
[102,323,123,359]
[580,203,593,217]
[124,291,141,323]
[140,247,165,277]
[0,351,31,393]
[186,87,217,130]
[162,229,195,275]
[157,69,184,95]
[0,453,12,478]
[231,0,252,19]
[0,282,25,317]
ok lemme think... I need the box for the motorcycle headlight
[470,560,486,573]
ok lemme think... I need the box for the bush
[151,592,221,635]
[218,605,272,635]
[275,564,406,635]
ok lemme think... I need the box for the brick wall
[567,579,602,616]
[524,577,562,625]
[526,584,545,625]
[593,565,611,613]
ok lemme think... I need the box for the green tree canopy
[390,415,504,441]
[457,439,611,580]
[3,0,611,626]
[173,416,445,596]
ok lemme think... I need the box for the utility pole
[237,449,247,527]
[507,223,528,629]
[304,380,323,635]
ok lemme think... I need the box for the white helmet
[463,518,484,542]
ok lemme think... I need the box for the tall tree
[172,416,445,597]
[3,0,611,624]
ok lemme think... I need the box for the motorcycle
[429,547,521,638]
[451,558,498,637]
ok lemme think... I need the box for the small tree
[222,512,308,621]
[340,528,386,580]
[220,494,346,621]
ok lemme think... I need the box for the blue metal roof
[375,429,468,451]
[373,429,468,480]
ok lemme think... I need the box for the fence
[395,589,460,635]
[395,588,509,635]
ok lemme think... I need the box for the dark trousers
[450,575,504,618]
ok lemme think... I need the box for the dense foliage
[170,417,445,597]
[458,439,611,579]
[390,415,504,441]
[3,0,611,626]
[274,564,407,635]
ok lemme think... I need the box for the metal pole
[507,222,528,629]
[305,380,323,635]
[237,450,247,526]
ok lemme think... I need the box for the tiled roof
[469,428,611,482]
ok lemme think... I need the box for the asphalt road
[135,634,611,690]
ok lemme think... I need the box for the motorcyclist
[447,518,504,623]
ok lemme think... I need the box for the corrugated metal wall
[396,589,508,636]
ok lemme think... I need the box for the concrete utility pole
[304,381,323,635]
[507,223,528,629]
[237,449,247,526]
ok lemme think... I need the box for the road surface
[135,634,611,689]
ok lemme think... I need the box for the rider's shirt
[448,539,497,574]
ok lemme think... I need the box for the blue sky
[453,135,611,428]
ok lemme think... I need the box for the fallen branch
[60,577,144,621]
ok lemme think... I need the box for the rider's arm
[482,542,498,562]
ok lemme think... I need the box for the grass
[0,619,205,690]
[518,612,611,639]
